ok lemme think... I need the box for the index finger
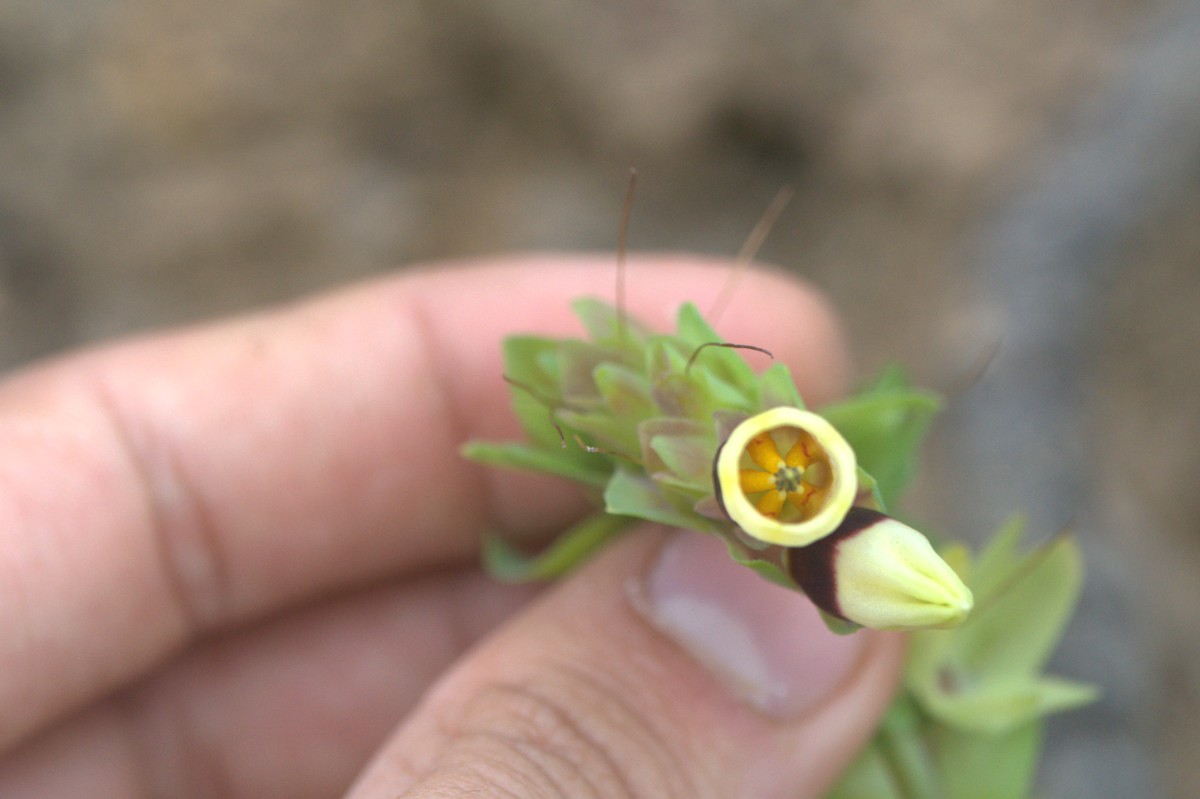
[0,255,847,750]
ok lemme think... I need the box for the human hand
[0,257,903,799]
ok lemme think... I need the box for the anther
[773,465,807,493]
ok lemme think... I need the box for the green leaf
[651,471,714,501]
[959,532,1085,680]
[644,336,695,416]
[649,432,714,485]
[557,339,614,405]
[855,467,887,513]
[722,541,795,588]
[637,417,710,473]
[758,362,806,409]
[827,741,904,799]
[572,297,647,346]
[821,367,940,508]
[831,696,1038,799]
[906,522,1097,733]
[502,336,566,449]
[970,515,1030,604]
[918,674,1097,733]
[604,467,702,529]
[483,512,635,582]
[830,739,902,796]
[674,302,760,390]
[691,367,756,413]
[876,697,942,799]
[931,721,1043,799]
[592,362,655,418]
[673,301,723,344]
[557,408,643,457]
[461,441,610,487]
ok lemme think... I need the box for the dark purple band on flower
[711,439,729,517]
[785,506,888,620]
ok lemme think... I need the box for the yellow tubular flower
[787,507,974,631]
[714,407,857,546]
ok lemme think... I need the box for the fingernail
[639,531,868,718]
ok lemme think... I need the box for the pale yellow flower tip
[836,516,973,630]
[714,407,857,547]
[788,507,974,631]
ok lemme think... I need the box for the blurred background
[1,1,1196,796]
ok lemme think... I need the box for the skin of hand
[0,256,903,799]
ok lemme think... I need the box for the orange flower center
[736,428,832,522]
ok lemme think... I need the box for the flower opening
[714,407,857,546]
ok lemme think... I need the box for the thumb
[347,529,905,799]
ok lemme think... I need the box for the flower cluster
[714,410,972,631]
[465,290,1091,799]
[465,298,971,632]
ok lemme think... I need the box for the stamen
[773,464,806,494]
[747,434,784,472]
[756,490,784,517]
[784,436,811,468]
[739,469,776,493]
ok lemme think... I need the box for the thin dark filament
[686,342,775,374]
[615,168,638,344]
[708,186,795,325]
[572,434,641,465]
[502,374,567,448]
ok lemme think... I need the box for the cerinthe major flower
[786,507,974,631]
[463,182,1092,796]
[713,407,857,547]
[466,298,976,634]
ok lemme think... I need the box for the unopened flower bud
[786,507,973,631]
[713,407,857,546]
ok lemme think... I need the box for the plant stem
[877,695,943,799]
